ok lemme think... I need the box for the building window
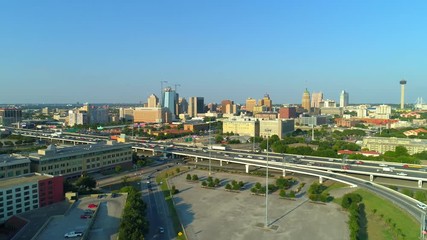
[33,200,38,204]
[6,190,12,194]
[7,206,13,211]
[7,201,12,206]
[7,211,13,216]
[24,186,29,190]
[15,193,21,198]
[15,188,21,192]
[25,207,30,212]
[16,199,21,203]
[33,205,38,209]
[6,195,12,200]
[32,184,37,188]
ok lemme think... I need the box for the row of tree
[118,186,149,240]
[341,193,365,240]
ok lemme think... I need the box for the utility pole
[265,129,271,228]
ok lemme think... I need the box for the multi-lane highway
[9,128,427,223]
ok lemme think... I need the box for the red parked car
[402,164,409,168]
[88,203,98,209]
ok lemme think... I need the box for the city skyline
[1,1,427,104]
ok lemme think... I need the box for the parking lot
[170,170,349,240]
[35,194,126,240]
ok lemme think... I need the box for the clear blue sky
[1,0,426,105]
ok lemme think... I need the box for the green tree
[115,165,122,173]
[225,183,232,190]
[279,189,287,198]
[201,181,207,187]
[192,174,199,181]
[214,178,220,186]
[75,175,97,191]
[175,168,180,174]
[186,174,191,180]
[341,193,362,209]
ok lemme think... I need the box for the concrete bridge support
[282,169,286,177]
[195,157,198,163]
[245,164,250,173]
[220,160,223,166]
[370,175,374,182]
[319,176,323,184]
[419,180,423,188]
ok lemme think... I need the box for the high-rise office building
[302,89,311,111]
[221,100,234,114]
[0,108,22,126]
[147,94,159,108]
[340,90,349,107]
[311,92,323,108]
[261,94,272,111]
[179,97,188,114]
[188,97,205,117]
[162,87,176,119]
[245,98,257,112]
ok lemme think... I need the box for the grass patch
[323,181,348,195]
[336,188,419,240]
[156,168,187,240]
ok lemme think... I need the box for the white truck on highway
[208,145,229,151]
[377,167,393,172]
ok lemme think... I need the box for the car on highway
[341,165,350,170]
[417,202,427,210]
[258,157,264,160]
[379,163,387,167]
[64,231,83,238]
[247,155,253,158]
[238,155,243,157]
[396,172,408,176]
[402,164,409,168]
[355,160,364,165]
[328,158,334,162]
[224,154,230,157]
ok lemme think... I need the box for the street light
[265,128,271,228]
[209,122,212,175]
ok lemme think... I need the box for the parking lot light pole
[265,129,271,228]
[209,122,212,175]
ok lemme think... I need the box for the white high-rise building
[340,90,349,107]
[357,105,368,118]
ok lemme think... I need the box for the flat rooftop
[0,154,31,167]
[0,173,52,189]
[29,141,131,160]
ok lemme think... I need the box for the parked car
[355,161,364,165]
[402,164,409,168]
[84,209,95,213]
[64,231,83,238]
[88,203,98,209]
